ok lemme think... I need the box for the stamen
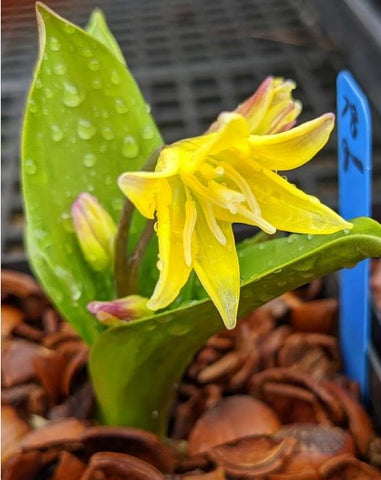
[182,192,197,267]
[237,205,276,234]
[219,161,262,216]
[201,202,227,245]
[208,181,245,214]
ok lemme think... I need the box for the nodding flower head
[118,77,351,329]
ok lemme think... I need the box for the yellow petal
[188,113,250,172]
[118,153,177,218]
[147,180,193,310]
[248,113,335,170]
[193,210,239,329]
[237,160,352,234]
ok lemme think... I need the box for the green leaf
[22,4,162,344]
[85,10,126,66]
[90,217,381,435]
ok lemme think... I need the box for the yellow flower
[118,77,351,329]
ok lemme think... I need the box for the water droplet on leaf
[101,126,115,140]
[115,98,128,114]
[25,158,37,175]
[53,62,67,75]
[111,70,120,85]
[49,37,61,51]
[88,58,101,71]
[91,78,102,90]
[61,212,74,232]
[63,81,84,107]
[142,124,155,140]
[77,119,96,140]
[83,153,97,167]
[51,124,63,142]
[28,99,37,113]
[122,135,139,158]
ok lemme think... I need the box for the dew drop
[142,124,155,140]
[83,48,92,58]
[35,78,42,89]
[51,124,63,142]
[145,103,151,113]
[112,198,123,211]
[25,158,37,175]
[101,110,110,119]
[53,62,67,75]
[28,99,37,113]
[63,81,84,107]
[61,212,74,232]
[49,37,61,51]
[115,97,128,114]
[111,70,120,85]
[83,153,97,168]
[122,135,139,158]
[91,78,102,90]
[156,259,164,271]
[45,87,53,98]
[151,410,159,419]
[344,229,351,235]
[77,119,97,140]
[287,235,296,244]
[63,23,75,34]
[105,176,113,185]
[101,126,115,141]
[88,58,101,71]
[307,234,314,240]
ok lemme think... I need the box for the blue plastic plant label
[337,70,372,400]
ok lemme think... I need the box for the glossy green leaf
[22,4,162,344]
[86,10,126,66]
[90,217,381,435]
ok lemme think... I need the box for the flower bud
[87,295,152,325]
[72,193,117,271]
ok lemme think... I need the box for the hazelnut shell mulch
[2,268,381,479]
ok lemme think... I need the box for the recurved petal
[248,113,335,170]
[237,160,352,234]
[147,180,193,310]
[118,171,166,219]
[193,210,239,329]
[189,113,250,172]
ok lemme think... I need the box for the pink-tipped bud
[71,193,117,271]
[87,295,152,325]
[208,76,302,135]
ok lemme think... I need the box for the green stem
[126,219,155,295]
[114,146,164,297]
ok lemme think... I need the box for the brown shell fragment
[180,467,226,479]
[53,451,86,480]
[1,270,42,298]
[206,435,297,477]
[80,426,175,473]
[323,382,374,455]
[277,333,340,379]
[319,454,381,479]
[290,299,338,334]
[274,424,355,475]
[1,406,31,463]
[21,417,86,450]
[80,451,165,480]
[2,340,42,387]
[2,451,42,480]
[1,305,24,337]
[249,368,344,424]
[188,395,281,456]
